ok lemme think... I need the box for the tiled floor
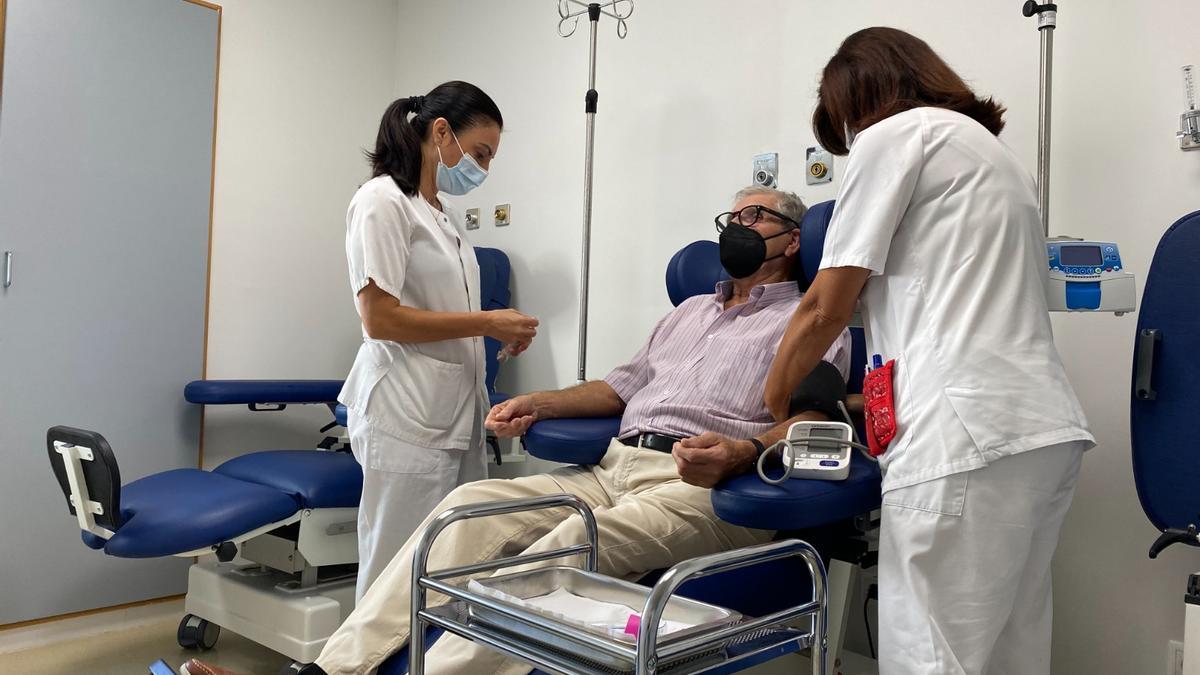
[0,613,288,675]
[0,602,876,675]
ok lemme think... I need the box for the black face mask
[718,224,794,279]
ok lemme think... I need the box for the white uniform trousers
[350,409,488,601]
[878,441,1085,675]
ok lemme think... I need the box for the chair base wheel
[177,614,220,650]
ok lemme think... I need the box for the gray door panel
[0,0,217,623]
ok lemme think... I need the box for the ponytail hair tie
[408,95,426,114]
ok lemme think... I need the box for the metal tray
[459,566,741,670]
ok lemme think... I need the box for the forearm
[752,410,832,449]
[529,381,626,420]
[723,410,832,478]
[364,304,491,343]
[765,301,852,419]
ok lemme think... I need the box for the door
[0,0,218,623]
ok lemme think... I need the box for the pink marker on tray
[623,613,641,637]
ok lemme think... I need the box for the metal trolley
[410,495,829,675]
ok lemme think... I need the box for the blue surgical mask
[436,130,487,195]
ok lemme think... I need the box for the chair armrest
[522,417,622,465]
[184,380,343,407]
[711,461,882,531]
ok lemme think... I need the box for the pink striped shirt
[604,281,852,441]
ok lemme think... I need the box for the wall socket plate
[1169,640,1184,675]
[752,153,778,187]
[806,146,833,185]
[494,203,511,227]
[464,207,481,230]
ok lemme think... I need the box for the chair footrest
[102,469,300,558]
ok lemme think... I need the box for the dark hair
[367,81,503,195]
[813,27,1006,155]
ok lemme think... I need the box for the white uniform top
[338,175,486,451]
[820,107,1095,492]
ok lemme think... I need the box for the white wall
[1046,4,1200,673]
[201,0,398,468]
[394,1,1200,672]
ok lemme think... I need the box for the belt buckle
[642,433,670,452]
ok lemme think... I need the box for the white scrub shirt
[338,175,487,453]
[820,107,1095,492]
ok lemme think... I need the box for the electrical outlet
[464,208,481,230]
[1169,639,1184,675]
[494,204,511,227]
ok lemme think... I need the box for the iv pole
[1023,0,1057,237]
[557,0,633,383]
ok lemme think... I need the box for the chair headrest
[666,241,729,306]
[473,247,511,394]
[665,199,836,305]
[797,200,836,291]
[474,247,511,311]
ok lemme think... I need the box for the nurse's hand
[485,309,539,346]
[485,395,538,438]
[672,433,757,488]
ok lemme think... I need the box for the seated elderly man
[185,186,850,675]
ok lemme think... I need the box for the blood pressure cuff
[788,360,847,420]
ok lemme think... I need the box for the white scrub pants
[878,442,1085,675]
[349,410,487,600]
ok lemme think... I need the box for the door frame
[189,0,222,470]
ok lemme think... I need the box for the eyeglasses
[714,205,799,232]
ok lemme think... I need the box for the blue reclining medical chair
[1132,210,1200,669]
[48,247,513,673]
[515,200,883,669]
[48,380,360,668]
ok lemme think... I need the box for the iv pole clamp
[557,0,633,383]
[1023,1,1057,237]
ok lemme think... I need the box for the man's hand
[672,432,757,488]
[485,395,538,438]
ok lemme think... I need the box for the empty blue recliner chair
[50,246,516,672]
[48,379,362,666]
[1132,210,1200,668]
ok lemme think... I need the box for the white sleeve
[822,328,853,382]
[819,112,926,276]
[346,188,412,301]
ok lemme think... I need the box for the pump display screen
[1060,245,1103,266]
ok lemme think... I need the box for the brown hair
[813,27,1006,155]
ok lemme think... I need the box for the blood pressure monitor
[756,420,856,484]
